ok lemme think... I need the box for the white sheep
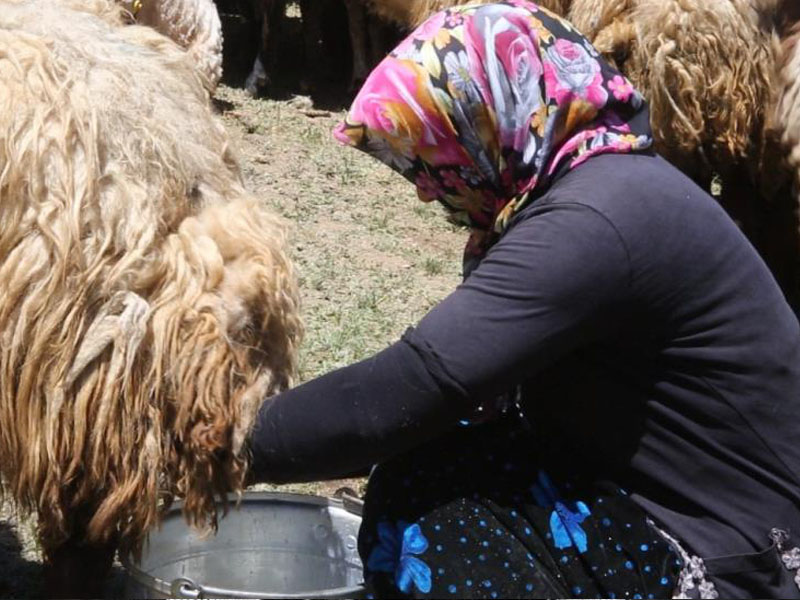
[119,0,224,90]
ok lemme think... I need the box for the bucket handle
[170,577,206,599]
[334,487,364,515]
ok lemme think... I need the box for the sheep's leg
[367,13,392,67]
[44,537,117,598]
[245,55,268,96]
[298,0,326,91]
[245,0,286,96]
[755,185,800,309]
[718,168,800,308]
[245,0,270,95]
[344,0,370,91]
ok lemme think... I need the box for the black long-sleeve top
[249,153,800,596]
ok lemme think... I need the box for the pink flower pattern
[445,12,465,27]
[543,39,608,107]
[608,75,634,102]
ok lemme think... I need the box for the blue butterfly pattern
[367,520,433,594]
[531,470,592,553]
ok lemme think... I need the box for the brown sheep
[0,0,302,594]
[569,0,783,194]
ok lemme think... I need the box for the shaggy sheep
[572,0,783,191]
[0,0,301,593]
[119,0,225,90]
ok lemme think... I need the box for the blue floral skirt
[358,417,681,599]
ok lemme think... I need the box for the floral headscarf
[334,0,652,255]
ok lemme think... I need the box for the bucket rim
[120,491,367,599]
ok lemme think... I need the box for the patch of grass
[412,202,433,218]
[422,257,445,276]
[221,86,466,495]
[337,153,360,186]
[365,211,391,233]
[299,123,324,144]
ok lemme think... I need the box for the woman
[248,2,800,597]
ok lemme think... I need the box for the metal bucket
[121,492,367,599]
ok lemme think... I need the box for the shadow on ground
[0,521,43,599]
[0,520,128,599]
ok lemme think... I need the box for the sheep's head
[129,195,302,553]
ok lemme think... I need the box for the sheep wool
[779,21,800,189]
[619,0,778,184]
[0,0,302,561]
[119,0,224,90]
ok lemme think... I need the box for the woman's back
[511,152,800,594]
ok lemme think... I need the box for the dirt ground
[0,81,465,597]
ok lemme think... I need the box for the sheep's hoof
[245,60,269,98]
[245,75,267,98]
[299,78,317,94]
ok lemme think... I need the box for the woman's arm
[249,202,632,483]
[248,334,469,483]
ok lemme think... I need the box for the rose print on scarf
[365,134,414,171]
[443,50,475,100]
[394,11,448,59]
[543,39,608,107]
[367,521,433,595]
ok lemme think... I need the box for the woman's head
[335,0,652,254]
